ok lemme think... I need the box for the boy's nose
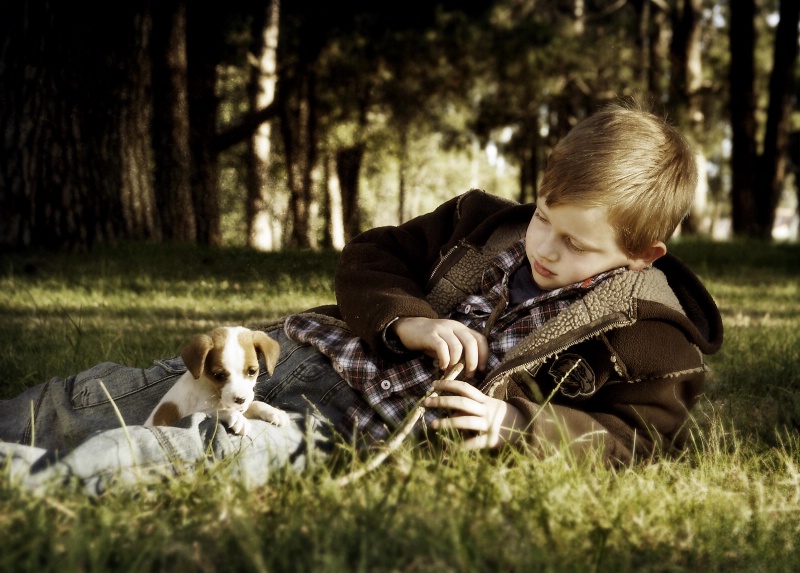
[536,235,559,261]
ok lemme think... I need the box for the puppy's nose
[234,397,246,405]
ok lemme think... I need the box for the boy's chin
[531,274,560,291]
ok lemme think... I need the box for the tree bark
[635,0,652,88]
[336,146,365,242]
[323,153,346,250]
[398,125,409,224]
[120,7,160,242]
[187,3,223,246]
[670,0,707,234]
[755,0,800,238]
[0,1,155,250]
[728,0,760,237]
[279,69,318,248]
[151,0,196,242]
[246,0,281,251]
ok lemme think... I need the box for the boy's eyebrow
[536,199,602,251]
[566,225,603,251]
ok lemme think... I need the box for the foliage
[1,241,800,571]
[2,1,796,250]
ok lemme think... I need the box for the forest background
[1,0,799,252]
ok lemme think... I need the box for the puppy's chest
[176,375,223,411]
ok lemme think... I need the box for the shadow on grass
[0,243,341,288]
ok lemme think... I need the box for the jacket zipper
[426,242,462,289]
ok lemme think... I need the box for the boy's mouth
[533,259,555,278]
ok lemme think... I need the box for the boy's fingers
[435,331,463,371]
[428,337,452,370]
[432,379,486,401]
[431,413,487,433]
[454,331,482,375]
[425,394,486,418]
[460,434,494,450]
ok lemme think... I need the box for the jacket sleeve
[334,190,515,357]
[503,322,707,466]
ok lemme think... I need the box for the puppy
[145,326,290,436]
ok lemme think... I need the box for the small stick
[441,362,465,381]
[335,362,464,487]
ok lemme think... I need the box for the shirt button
[380,379,391,391]
[464,304,472,313]
[334,362,344,373]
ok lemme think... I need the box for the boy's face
[525,198,654,290]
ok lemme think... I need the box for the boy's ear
[628,241,667,271]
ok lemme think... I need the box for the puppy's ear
[181,334,214,380]
[252,331,280,375]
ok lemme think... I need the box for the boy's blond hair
[539,104,698,257]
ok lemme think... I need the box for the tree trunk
[529,122,541,204]
[669,0,706,234]
[246,0,280,251]
[336,146,365,241]
[279,69,318,248]
[151,0,196,243]
[755,0,800,238]
[324,153,346,250]
[187,3,223,246]
[0,1,155,250]
[120,6,160,242]
[635,0,652,89]
[648,3,670,98]
[398,125,409,223]
[728,0,760,237]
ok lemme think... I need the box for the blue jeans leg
[0,329,363,494]
[0,358,185,451]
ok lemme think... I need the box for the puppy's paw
[246,401,291,427]
[217,409,251,436]
[268,409,291,427]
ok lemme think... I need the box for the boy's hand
[425,379,524,450]
[392,317,488,377]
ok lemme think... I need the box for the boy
[285,104,722,462]
[0,105,722,493]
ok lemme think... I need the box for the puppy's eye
[213,371,228,382]
[247,368,258,377]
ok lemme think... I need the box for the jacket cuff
[381,317,409,356]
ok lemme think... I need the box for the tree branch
[213,101,279,153]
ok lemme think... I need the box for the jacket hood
[650,252,723,355]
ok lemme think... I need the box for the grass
[1,239,799,572]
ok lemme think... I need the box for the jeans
[0,330,362,494]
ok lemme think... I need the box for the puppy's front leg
[210,408,250,436]
[246,401,290,427]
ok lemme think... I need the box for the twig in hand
[335,362,464,487]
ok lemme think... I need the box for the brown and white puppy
[144,326,289,436]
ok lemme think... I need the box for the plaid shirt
[284,240,618,442]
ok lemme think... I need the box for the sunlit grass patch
[1,239,799,571]
[0,245,339,394]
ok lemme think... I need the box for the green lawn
[1,239,799,572]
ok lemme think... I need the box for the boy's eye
[564,237,585,253]
[534,210,548,224]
